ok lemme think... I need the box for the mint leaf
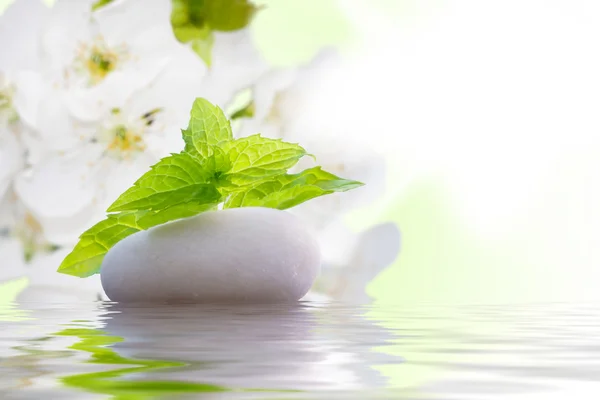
[58,201,220,277]
[57,213,142,278]
[224,167,364,209]
[59,97,365,278]
[107,153,221,212]
[222,135,307,185]
[110,183,220,213]
[200,146,233,184]
[136,203,218,229]
[190,33,215,67]
[183,98,232,158]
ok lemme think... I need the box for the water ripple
[0,302,599,399]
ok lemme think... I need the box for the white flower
[13,0,185,138]
[199,29,269,108]
[40,0,177,108]
[13,54,201,244]
[8,0,266,246]
[0,0,48,192]
[0,0,50,233]
[0,0,48,74]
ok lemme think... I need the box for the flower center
[107,124,145,154]
[98,108,162,158]
[73,36,129,86]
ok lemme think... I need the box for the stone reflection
[102,302,394,392]
[0,300,397,398]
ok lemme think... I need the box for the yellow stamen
[106,124,146,156]
[73,36,129,86]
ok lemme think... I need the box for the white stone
[100,207,321,303]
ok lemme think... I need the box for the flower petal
[35,90,85,151]
[318,223,401,303]
[0,0,49,72]
[14,145,103,218]
[199,29,268,107]
[122,46,208,157]
[64,69,146,122]
[99,151,158,211]
[131,46,206,122]
[19,132,48,167]
[94,0,175,52]
[40,0,95,75]
[12,71,45,129]
[14,143,111,245]
[95,0,176,90]
[36,203,106,246]
[316,219,361,266]
[252,68,297,120]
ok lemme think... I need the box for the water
[1,301,599,399]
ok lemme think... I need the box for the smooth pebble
[100,207,321,303]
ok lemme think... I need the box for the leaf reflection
[55,327,229,397]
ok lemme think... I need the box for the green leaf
[171,0,257,34]
[204,0,258,31]
[58,97,365,279]
[170,0,208,43]
[224,167,364,209]
[57,213,143,278]
[170,0,258,65]
[222,135,307,185]
[58,202,221,277]
[201,146,233,183]
[107,153,221,212]
[190,32,215,67]
[183,98,233,158]
[91,0,114,11]
[136,202,218,229]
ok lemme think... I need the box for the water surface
[1,301,599,399]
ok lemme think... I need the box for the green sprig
[58,98,363,278]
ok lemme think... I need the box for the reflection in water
[2,302,600,399]
[0,301,395,399]
[56,327,228,397]
[0,278,30,322]
[368,303,600,399]
[101,302,395,394]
